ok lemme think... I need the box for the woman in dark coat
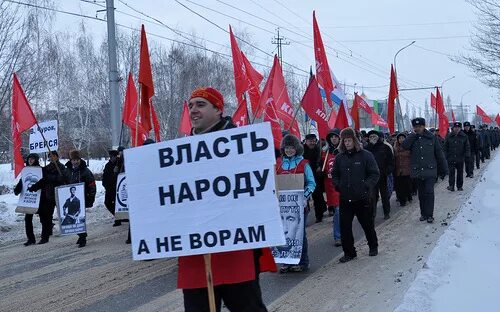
[394,133,413,206]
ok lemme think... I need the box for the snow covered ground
[395,154,500,312]
[0,159,112,244]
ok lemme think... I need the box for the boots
[78,237,86,248]
[24,240,36,246]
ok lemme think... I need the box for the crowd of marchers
[12,85,500,312]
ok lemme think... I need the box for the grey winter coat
[402,129,448,179]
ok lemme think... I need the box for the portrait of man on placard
[61,186,82,225]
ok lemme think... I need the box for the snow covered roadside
[395,154,500,312]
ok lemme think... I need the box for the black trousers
[339,198,378,257]
[183,279,267,312]
[25,203,55,241]
[371,175,391,218]
[394,175,412,205]
[25,214,41,242]
[448,161,464,189]
[416,177,435,218]
[312,177,327,221]
[483,146,490,160]
[465,154,474,176]
[475,151,480,169]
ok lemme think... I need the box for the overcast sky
[53,0,499,119]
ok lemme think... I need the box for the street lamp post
[460,90,471,122]
[393,41,416,132]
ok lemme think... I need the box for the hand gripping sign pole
[203,254,217,312]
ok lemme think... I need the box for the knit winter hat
[189,87,224,112]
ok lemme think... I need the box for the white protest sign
[15,166,42,214]
[29,120,58,154]
[272,190,305,264]
[55,183,86,235]
[124,122,285,260]
[114,173,128,220]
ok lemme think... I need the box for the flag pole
[203,254,217,312]
[321,148,330,172]
[287,104,302,131]
[135,84,141,147]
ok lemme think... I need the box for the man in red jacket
[179,87,276,312]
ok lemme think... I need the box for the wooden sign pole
[203,254,217,312]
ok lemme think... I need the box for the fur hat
[305,133,317,141]
[189,87,224,112]
[367,130,380,138]
[69,149,81,160]
[339,127,362,152]
[412,117,426,126]
[280,134,304,156]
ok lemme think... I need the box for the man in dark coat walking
[366,130,394,219]
[332,128,380,263]
[403,118,448,223]
[463,122,478,177]
[102,148,121,226]
[444,122,470,191]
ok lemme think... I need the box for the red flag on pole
[387,64,398,134]
[138,25,157,136]
[11,73,38,177]
[351,96,360,131]
[313,11,334,108]
[256,55,300,138]
[476,105,493,123]
[122,73,147,147]
[431,92,437,112]
[333,101,349,130]
[179,100,192,135]
[229,26,248,110]
[260,87,283,148]
[495,113,500,127]
[435,88,445,115]
[371,111,389,128]
[439,113,449,139]
[233,101,249,127]
[300,76,329,139]
[241,51,263,115]
[451,110,456,123]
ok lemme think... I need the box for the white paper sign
[29,120,58,154]
[114,173,128,220]
[124,122,285,260]
[55,183,86,235]
[272,190,305,264]
[16,166,42,214]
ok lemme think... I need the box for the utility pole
[272,28,289,67]
[106,0,121,148]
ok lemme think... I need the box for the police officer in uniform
[402,118,448,223]
[444,122,470,191]
[463,122,478,177]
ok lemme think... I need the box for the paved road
[0,189,412,312]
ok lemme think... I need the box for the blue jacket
[280,155,316,199]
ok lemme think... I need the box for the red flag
[371,111,389,128]
[241,51,263,115]
[439,113,449,139]
[264,101,283,149]
[122,73,147,146]
[431,93,437,111]
[451,110,456,123]
[435,88,445,115]
[476,105,493,123]
[313,11,334,108]
[351,96,360,131]
[333,100,349,129]
[300,76,329,139]
[495,114,500,127]
[387,64,398,134]
[138,25,156,134]
[11,73,38,177]
[151,106,161,142]
[179,100,192,135]
[233,102,249,127]
[356,94,374,114]
[256,55,300,138]
[229,26,248,110]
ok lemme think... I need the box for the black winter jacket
[444,131,471,163]
[366,140,395,176]
[332,148,380,202]
[464,129,479,154]
[64,160,96,208]
[402,130,448,179]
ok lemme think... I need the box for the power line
[414,44,456,58]
[307,20,473,29]
[337,35,470,43]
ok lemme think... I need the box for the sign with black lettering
[271,190,305,264]
[15,166,42,214]
[114,173,128,220]
[29,120,58,154]
[124,123,285,260]
[55,183,86,235]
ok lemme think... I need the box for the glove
[27,185,36,192]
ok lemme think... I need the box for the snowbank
[395,154,500,312]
